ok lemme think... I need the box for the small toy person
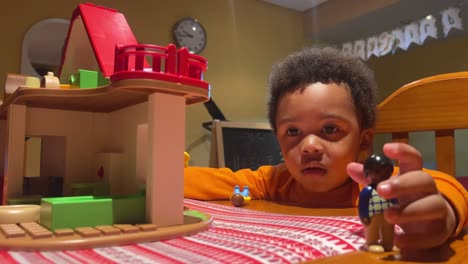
[358,154,397,253]
[231,185,251,207]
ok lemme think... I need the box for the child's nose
[300,134,324,154]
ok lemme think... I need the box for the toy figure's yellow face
[275,82,372,192]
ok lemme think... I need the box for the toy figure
[358,154,397,253]
[231,185,251,207]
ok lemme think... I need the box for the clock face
[173,18,207,54]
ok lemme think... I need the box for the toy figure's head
[363,154,394,184]
[231,193,245,207]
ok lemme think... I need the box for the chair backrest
[374,72,468,176]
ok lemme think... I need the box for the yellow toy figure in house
[184,152,190,167]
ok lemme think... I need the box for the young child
[184,47,468,251]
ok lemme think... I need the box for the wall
[368,35,468,176]
[25,108,111,195]
[108,102,148,195]
[1,0,306,167]
[368,35,468,102]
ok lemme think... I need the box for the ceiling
[262,0,328,12]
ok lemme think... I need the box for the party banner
[340,6,463,60]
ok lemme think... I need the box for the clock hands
[177,30,194,38]
[183,30,194,38]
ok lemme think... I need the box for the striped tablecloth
[0,199,365,263]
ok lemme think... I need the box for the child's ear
[360,128,374,150]
[359,128,374,159]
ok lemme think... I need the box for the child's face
[275,82,372,192]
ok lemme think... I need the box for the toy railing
[113,43,176,74]
[111,44,209,90]
[177,47,208,89]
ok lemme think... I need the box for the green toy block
[69,69,109,89]
[69,183,94,196]
[8,195,43,205]
[69,182,110,196]
[40,196,113,230]
[98,71,110,86]
[111,194,145,224]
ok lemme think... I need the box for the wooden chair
[374,72,468,177]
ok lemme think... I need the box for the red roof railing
[111,44,209,90]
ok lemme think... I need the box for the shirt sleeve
[184,166,277,200]
[424,168,468,235]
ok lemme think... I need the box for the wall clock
[172,18,207,54]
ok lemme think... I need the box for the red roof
[58,3,140,81]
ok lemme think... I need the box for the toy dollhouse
[0,3,211,250]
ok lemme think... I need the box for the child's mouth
[302,167,326,176]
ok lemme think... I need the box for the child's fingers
[384,194,447,225]
[394,218,450,249]
[346,162,370,185]
[377,171,437,201]
[384,195,456,250]
[394,222,449,249]
[383,143,422,174]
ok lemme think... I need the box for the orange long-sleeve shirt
[184,164,468,235]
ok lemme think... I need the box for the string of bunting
[340,6,463,60]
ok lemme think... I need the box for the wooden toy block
[20,222,53,239]
[30,231,53,239]
[95,225,120,235]
[18,222,37,228]
[136,224,157,232]
[113,224,139,233]
[0,224,26,238]
[53,228,74,237]
[75,227,101,238]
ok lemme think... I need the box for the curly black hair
[267,47,377,132]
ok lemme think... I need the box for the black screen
[221,127,283,171]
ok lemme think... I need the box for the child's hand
[347,142,457,250]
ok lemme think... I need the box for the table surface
[1,199,466,263]
[211,200,468,264]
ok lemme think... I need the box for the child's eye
[322,125,339,135]
[286,128,301,136]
